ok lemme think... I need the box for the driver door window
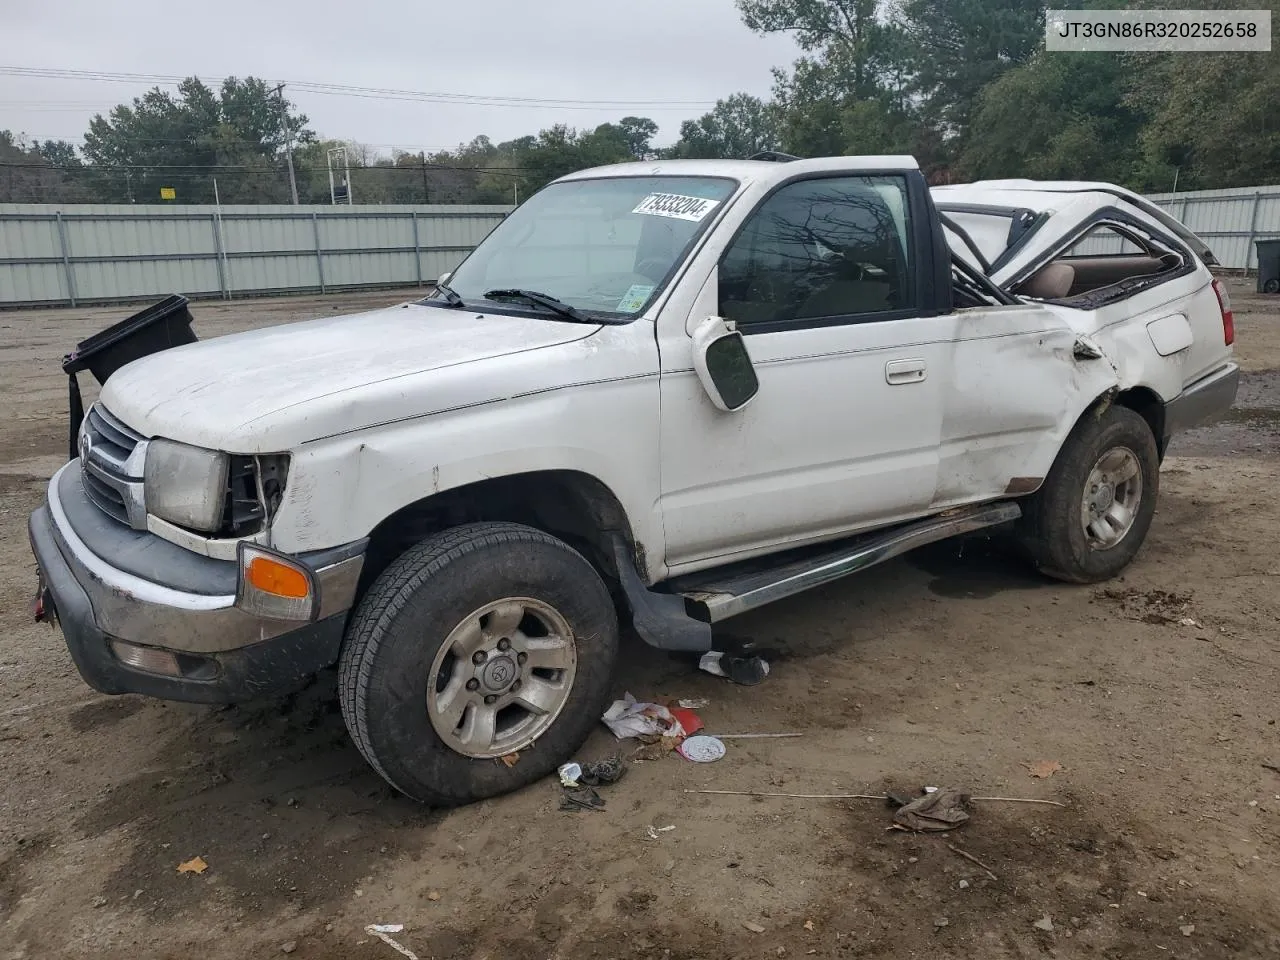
[719,176,915,331]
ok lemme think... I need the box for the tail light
[1212,278,1235,346]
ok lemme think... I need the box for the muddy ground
[2,283,1280,960]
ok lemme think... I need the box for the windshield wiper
[434,282,465,307]
[482,288,627,325]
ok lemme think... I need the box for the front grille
[86,404,143,471]
[79,403,146,528]
[82,462,130,524]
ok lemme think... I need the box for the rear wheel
[339,522,618,805]
[1019,405,1159,583]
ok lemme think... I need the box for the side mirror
[436,271,453,287]
[692,315,759,412]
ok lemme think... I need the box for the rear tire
[338,522,618,805]
[1018,405,1159,583]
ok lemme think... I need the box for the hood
[101,303,596,450]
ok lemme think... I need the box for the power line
[0,65,716,111]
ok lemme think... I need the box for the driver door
[657,173,958,573]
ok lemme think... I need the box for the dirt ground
[3,283,1280,960]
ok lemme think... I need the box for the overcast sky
[3,0,801,154]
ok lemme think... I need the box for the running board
[673,502,1022,623]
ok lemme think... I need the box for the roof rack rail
[748,151,801,163]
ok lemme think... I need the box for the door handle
[885,358,927,385]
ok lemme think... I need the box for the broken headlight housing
[145,440,289,536]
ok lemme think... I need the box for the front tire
[338,522,619,805]
[1019,405,1159,583]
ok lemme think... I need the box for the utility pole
[274,83,300,205]
[420,151,429,204]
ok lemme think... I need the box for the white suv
[30,154,1238,805]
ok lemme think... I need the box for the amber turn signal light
[236,543,317,621]
[246,555,310,598]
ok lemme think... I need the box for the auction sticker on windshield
[633,193,720,222]
[617,283,654,312]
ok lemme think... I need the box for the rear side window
[719,176,915,329]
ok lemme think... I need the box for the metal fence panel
[6,183,1276,307]
[0,202,510,307]
[1148,185,1280,269]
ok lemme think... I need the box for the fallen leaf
[500,753,520,767]
[743,921,766,934]
[803,920,815,932]
[177,856,208,875]
[1025,760,1063,779]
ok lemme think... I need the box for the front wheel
[1018,405,1159,583]
[338,522,619,805]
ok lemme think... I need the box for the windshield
[439,175,738,319]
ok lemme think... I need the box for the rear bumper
[1165,361,1240,438]
[28,462,365,704]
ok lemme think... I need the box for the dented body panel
[39,158,1237,651]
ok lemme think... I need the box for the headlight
[144,439,230,532]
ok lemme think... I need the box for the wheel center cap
[1094,484,1115,511]
[480,655,518,692]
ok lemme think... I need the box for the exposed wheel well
[1112,386,1167,459]
[356,470,637,600]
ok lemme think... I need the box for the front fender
[267,373,666,582]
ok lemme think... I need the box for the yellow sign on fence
[159,186,176,201]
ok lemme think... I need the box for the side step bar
[674,502,1022,623]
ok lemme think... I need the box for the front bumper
[28,462,366,704]
[1164,361,1241,439]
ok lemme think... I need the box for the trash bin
[1257,239,1280,294]
[61,294,197,460]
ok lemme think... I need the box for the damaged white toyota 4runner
[29,155,1238,805]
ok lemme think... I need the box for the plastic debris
[678,698,710,709]
[559,762,583,787]
[365,924,420,960]
[177,856,208,875]
[669,706,704,736]
[1033,915,1055,933]
[560,785,605,812]
[891,788,972,832]
[678,735,727,763]
[1181,924,1195,936]
[699,650,770,685]
[579,755,626,785]
[602,693,687,739]
[646,825,660,840]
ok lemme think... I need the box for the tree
[0,131,86,202]
[505,119,658,196]
[899,0,1046,136]
[617,117,660,160]
[959,52,1143,184]
[668,94,781,158]
[79,76,313,203]
[734,0,934,167]
[736,0,903,100]
[1131,45,1280,191]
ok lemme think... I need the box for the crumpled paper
[601,693,687,740]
